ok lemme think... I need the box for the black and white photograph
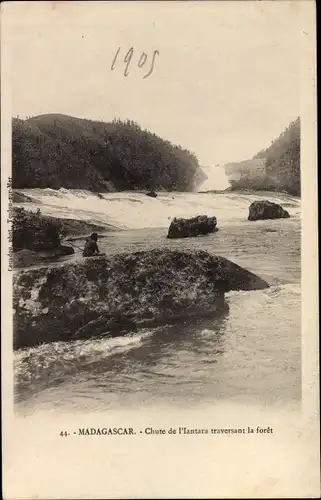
[1,1,319,498]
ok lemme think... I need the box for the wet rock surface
[248,200,290,221]
[13,248,269,349]
[167,215,218,239]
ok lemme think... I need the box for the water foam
[15,188,301,230]
[15,329,154,384]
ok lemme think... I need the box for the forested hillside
[254,117,300,195]
[12,114,202,192]
[226,118,300,196]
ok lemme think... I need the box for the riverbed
[14,190,301,413]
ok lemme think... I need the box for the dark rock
[248,200,290,221]
[13,226,61,252]
[167,215,218,239]
[13,249,269,349]
[13,250,44,268]
[13,246,74,268]
[146,191,157,198]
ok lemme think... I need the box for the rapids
[13,187,301,413]
[13,187,300,230]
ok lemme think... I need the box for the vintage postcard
[1,1,319,498]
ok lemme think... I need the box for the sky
[5,1,301,166]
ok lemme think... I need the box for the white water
[15,281,301,411]
[199,165,230,191]
[15,186,300,230]
[14,187,301,415]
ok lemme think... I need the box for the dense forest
[256,117,300,196]
[227,118,301,196]
[12,114,202,192]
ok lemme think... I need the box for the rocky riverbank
[12,206,116,268]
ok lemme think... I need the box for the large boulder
[13,249,269,349]
[167,215,218,239]
[248,200,290,221]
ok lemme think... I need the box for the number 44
[60,431,68,437]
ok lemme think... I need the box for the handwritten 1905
[111,47,159,78]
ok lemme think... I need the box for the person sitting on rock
[83,233,100,257]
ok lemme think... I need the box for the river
[13,187,301,414]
